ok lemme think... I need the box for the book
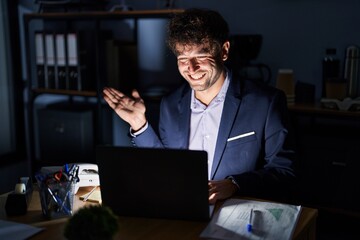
[200,198,302,240]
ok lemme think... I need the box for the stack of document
[201,198,301,240]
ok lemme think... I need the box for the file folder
[45,33,56,89]
[34,32,45,88]
[55,33,67,89]
[67,33,81,90]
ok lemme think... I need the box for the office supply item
[201,198,302,240]
[5,193,28,216]
[74,163,100,194]
[34,32,45,88]
[247,208,253,232]
[39,163,99,194]
[81,186,97,202]
[55,33,67,89]
[35,165,78,218]
[67,32,80,90]
[96,146,210,221]
[5,177,33,216]
[44,33,56,89]
[0,220,43,240]
[79,188,102,203]
[14,183,26,194]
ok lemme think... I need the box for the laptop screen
[96,146,210,221]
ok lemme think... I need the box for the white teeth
[190,73,205,80]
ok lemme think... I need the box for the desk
[1,187,318,240]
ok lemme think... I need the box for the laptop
[96,146,211,221]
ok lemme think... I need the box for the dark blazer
[133,74,296,200]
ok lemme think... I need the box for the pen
[247,208,253,232]
[47,187,71,214]
[82,186,98,202]
[64,163,69,174]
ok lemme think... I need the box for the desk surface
[1,187,318,240]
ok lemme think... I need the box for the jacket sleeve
[131,124,165,148]
[229,90,297,202]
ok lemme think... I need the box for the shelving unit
[288,104,360,216]
[23,9,184,173]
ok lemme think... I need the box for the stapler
[73,163,100,194]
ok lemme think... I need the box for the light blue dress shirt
[189,71,231,179]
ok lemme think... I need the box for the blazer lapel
[177,86,192,149]
[210,78,242,179]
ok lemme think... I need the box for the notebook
[96,146,210,221]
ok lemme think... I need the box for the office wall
[127,0,360,100]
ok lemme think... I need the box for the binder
[34,32,45,88]
[55,33,67,89]
[67,32,81,90]
[44,33,56,89]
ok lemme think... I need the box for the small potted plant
[64,205,118,240]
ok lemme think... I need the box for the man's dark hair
[167,8,229,56]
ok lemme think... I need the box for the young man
[103,8,296,204]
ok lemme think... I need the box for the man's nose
[188,58,200,72]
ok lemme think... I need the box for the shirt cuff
[129,122,148,137]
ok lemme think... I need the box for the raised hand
[103,87,147,131]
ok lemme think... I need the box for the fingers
[208,179,237,204]
[104,87,125,98]
[103,87,135,110]
[209,193,216,205]
[103,87,142,104]
[103,87,125,103]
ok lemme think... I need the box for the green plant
[64,205,118,240]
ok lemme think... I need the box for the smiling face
[176,41,230,94]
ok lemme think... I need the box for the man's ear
[222,41,230,61]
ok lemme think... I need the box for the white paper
[201,198,301,240]
[0,220,43,240]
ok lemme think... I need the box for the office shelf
[23,9,183,172]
